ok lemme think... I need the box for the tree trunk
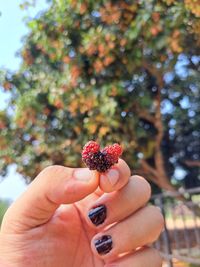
[137,62,175,192]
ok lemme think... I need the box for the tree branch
[140,61,176,192]
[185,160,200,167]
[140,159,158,178]
[135,106,156,125]
[142,61,164,88]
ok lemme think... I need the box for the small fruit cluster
[82,141,123,172]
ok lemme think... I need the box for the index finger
[99,159,131,193]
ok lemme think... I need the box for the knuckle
[39,165,67,178]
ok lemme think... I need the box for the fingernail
[106,169,119,186]
[88,205,107,226]
[74,168,94,182]
[94,235,113,255]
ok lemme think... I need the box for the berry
[102,143,123,164]
[82,141,100,160]
[83,151,113,172]
[82,141,123,172]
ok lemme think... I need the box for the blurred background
[0,0,199,266]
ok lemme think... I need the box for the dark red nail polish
[88,205,107,226]
[94,235,113,255]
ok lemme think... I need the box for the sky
[0,0,48,201]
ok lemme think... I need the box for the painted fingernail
[106,169,119,186]
[94,235,113,255]
[88,205,107,226]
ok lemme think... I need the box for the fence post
[155,197,173,267]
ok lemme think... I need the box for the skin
[0,159,164,267]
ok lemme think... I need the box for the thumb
[1,166,99,232]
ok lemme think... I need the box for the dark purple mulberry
[82,141,123,173]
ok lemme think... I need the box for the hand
[0,160,164,267]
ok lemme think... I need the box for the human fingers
[1,166,99,232]
[87,176,151,227]
[91,205,164,261]
[98,159,131,193]
[105,247,162,267]
[77,159,131,215]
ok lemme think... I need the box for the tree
[0,0,199,191]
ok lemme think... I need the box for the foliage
[0,199,9,224]
[0,0,199,189]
